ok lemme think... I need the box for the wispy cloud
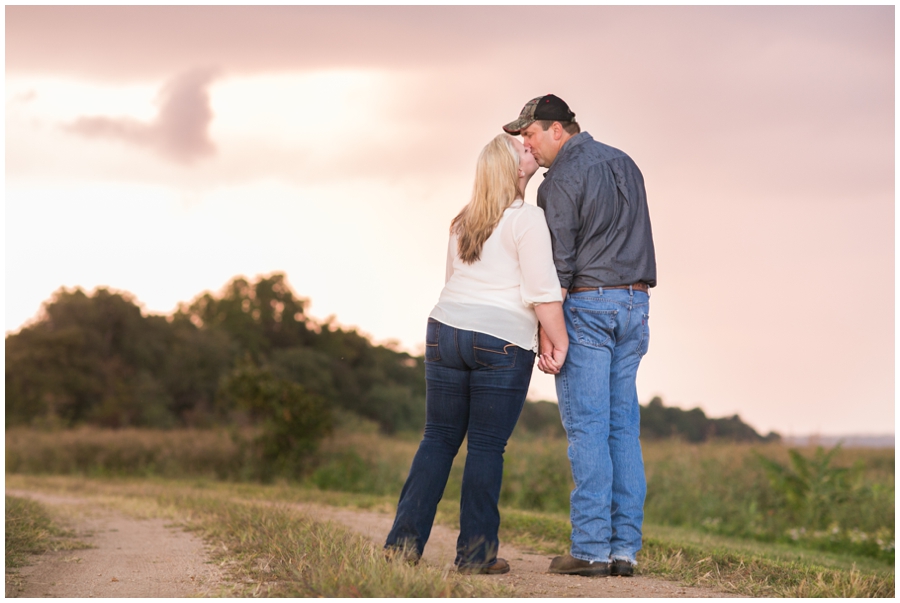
[65,68,218,164]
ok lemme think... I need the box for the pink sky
[5,6,894,436]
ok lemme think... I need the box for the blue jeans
[556,287,649,563]
[385,319,535,567]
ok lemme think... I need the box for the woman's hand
[535,297,568,375]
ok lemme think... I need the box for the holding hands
[534,297,568,375]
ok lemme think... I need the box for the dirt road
[6,490,226,598]
[7,488,742,598]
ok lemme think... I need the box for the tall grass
[6,426,894,563]
[5,427,246,479]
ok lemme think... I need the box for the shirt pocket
[473,332,517,369]
[425,319,441,363]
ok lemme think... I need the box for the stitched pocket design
[473,332,517,369]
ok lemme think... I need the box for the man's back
[537,132,656,291]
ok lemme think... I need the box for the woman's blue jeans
[385,319,535,567]
[556,287,650,564]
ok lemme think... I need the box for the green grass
[6,427,895,595]
[4,475,511,597]
[496,509,894,597]
[6,474,893,597]
[5,494,91,595]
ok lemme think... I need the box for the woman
[384,133,568,574]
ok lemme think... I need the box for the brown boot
[610,558,635,577]
[548,553,610,577]
[458,558,510,575]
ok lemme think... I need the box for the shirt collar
[543,131,592,178]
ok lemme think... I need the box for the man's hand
[535,293,568,375]
[537,325,562,374]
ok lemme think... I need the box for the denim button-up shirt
[537,132,657,290]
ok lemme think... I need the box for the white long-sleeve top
[429,199,563,351]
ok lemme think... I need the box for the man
[503,95,657,578]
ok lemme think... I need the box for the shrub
[219,362,333,480]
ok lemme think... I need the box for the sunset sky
[5,6,894,437]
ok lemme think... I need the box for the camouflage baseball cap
[502,94,576,134]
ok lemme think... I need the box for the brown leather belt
[570,283,649,294]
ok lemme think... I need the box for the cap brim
[502,117,534,135]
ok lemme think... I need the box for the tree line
[6,274,425,435]
[518,398,780,442]
[7,272,778,444]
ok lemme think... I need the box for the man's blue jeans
[556,287,649,564]
[385,319,534,567]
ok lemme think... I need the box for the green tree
[6,288,173,427]
[6,273,428,434]
[179,273,311,359]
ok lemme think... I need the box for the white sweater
[429,199,563,351]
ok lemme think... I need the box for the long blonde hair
[451,134,522,264]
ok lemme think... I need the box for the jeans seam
[637,312,649,358]
[426,320,441,363]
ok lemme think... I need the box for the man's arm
[539,177,581,291]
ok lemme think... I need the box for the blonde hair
[451,134,522,264]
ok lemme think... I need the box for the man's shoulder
[569,133,629,163]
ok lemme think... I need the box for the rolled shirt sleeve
[513,207,563,307]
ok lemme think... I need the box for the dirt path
[6,490,226,598]
[7,488,742,598]
[285,501,743,598]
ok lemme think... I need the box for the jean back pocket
[473,331,517,369]
[568,307,618,349]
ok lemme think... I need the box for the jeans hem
[610,554,637,564]
[571,552,611,564]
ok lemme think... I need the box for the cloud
[64,68,218,164]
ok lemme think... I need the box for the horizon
[8,274,894,441]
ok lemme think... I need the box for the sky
[5,6,895,437]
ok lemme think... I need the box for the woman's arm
[513,208,568,372]
[535,299,568,374]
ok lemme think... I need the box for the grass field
[6,426,895,596]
